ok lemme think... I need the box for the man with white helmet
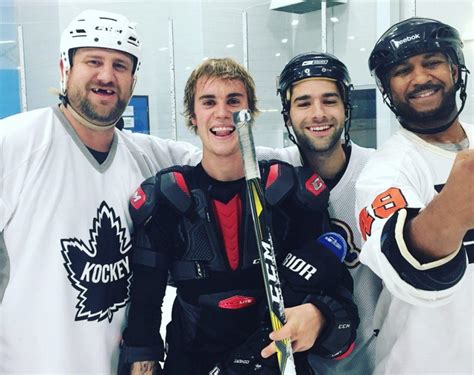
[0,9,199,373]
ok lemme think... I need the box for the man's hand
[441,149,474,230]
[409,149,474,260]
[131,361,159,375]
[260,303,326,358]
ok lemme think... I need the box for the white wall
[6,0,474,148]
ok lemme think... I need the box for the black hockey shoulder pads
[129,166,194,228]
[381,207,467,291]
[156,165,194,216]
[129,175,159,227]
[261,160,295,206]
[293,165,329,212]
[261,160,329,212]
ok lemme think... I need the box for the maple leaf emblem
[61,201,132,322]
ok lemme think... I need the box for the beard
[395,84,457,128]
[67,85,129,126]
[293,121,344,154]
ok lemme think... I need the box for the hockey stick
[233,109,297,375]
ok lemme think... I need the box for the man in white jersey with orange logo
[0,9,199,373]
[356,17,473,373]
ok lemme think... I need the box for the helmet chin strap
[57,69,137,132]
[63,98,118,131]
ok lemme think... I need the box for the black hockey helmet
[369,17,469,129]
[278,52,353,143]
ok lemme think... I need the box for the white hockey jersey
[355,125,474,374]
[259,143,383,375]
[0,106,200,374]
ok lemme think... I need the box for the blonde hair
[183,57,259,132]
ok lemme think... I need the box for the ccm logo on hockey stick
[282,253,317,281]
[262,241,283,303]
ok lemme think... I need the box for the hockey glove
[280,232,347,307]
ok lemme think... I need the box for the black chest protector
[164,169,261,282]
[130,161,329,299]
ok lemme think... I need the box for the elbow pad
[305,288,359,359]
[381,208,467,291]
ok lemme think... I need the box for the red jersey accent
[173,171,190,197]
[218,295,256,309]
[265,163,280,188]
[212,195,241,271]
[130,186,147,210]
[358,207,375,241]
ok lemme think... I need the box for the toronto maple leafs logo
[61,201,132,322]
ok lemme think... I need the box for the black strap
[170,260,209,281]
[132,247,170,270]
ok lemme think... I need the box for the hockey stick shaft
[233,109,297,375]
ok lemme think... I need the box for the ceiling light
[348,35,355,40]
[275,52,281,57]
[0,40,15,45]
[291,20,299,26]
[330,17,339,23]
[360,47,366,52]
[226,44,235,48]
[158,47,168,51]
[281,38,288,43]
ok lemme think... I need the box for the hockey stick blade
[233,109,297,375]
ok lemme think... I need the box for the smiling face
[64,47,135,126]
[388,52,458,128]
[289,78,346,154]
[192,76,249,161]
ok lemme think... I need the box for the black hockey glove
[280,232,347,307]
[305,288,359,359]
[209,326,280,375]
[280,232,359,359]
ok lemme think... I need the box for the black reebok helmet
[278,52,353,143]
[369,17,469,133]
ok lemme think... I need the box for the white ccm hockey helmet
[60,9,142,92]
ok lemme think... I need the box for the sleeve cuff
[381,208,467,291]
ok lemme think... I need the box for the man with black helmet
[356,17,473,373]
[0,9,200,374]
[275,52,382,375]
